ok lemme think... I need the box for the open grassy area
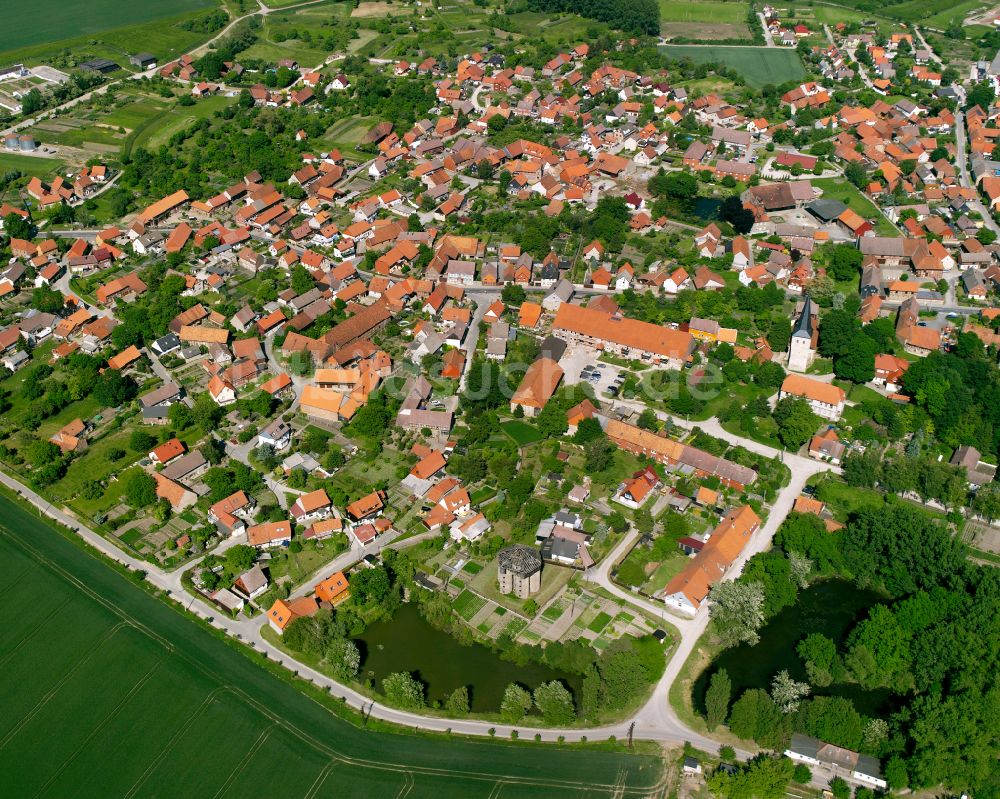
[812,177,899,237]
[658,0,751,38]
[320,115,376,160]
[659,0,748,23]
[503,11,611,44]
[134,94,237,150]
[659,45,805,87]
[239,13,337,67]
[923,0,986,28]
[807,4,891,27]
[0,152,67,180]
[0,492,662,797]
[809,474,886,521]
[501,420,544,446]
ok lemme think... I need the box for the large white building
[778,374,846,421]
[784,734,887,789]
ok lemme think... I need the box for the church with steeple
[787,295,818,372]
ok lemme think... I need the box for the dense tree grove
[524,0,659,35]
[711,505,1000,797]
[901,348,1000,453]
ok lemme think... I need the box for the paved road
[913,28,943,66]
[759,13,776,47]
[590,431,821,755]
[0,385,825,753]
[0,461,719,744]
[955,110,1000,237]
[459,289,497,391]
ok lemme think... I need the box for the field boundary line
[0,562,36,598]
[0,594,72,668]
[0,526,178,653]
[395,770,415,799]
[123,686,228,799]
[0,620,128,750]
[211,724,274,799]
[31,660,164,799]
[303,759,339,799]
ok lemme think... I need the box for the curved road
[0,382,835,752]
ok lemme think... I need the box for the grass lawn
[265,543,335,586]
[0,493,661,797]
[327,447,409,498]
[469,486,497,504]
[117,526,145,548]
[812,177,899,237]
[643,555,690,594]
[809,4,900,33]
[239,16,334,67]
[50,427,141,510]
[811,475,885,520]
[503,11,610,43]
[845,383,884,404]
[659,45,805,88]
[102,97,174,129]
[893,0,985,25]
[469,558,572,617]
[462,561,483,575]
[133,94,236,151]
[320,115,376,160]
[501,420,544,446]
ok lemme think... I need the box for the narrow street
[759,13,776,47]
[955,110,1000,237]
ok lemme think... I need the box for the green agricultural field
[0,493,661,798]
[922,0,986,28]
[0,153,66,180]
[658,0,750,40]
[102,97,175,129]
[453,588,487,620]
[659,45,805,87]
[0,0,215,56]
[658,0,748,24]
[588,612,613,633]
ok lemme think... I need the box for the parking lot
[559,345,634,398]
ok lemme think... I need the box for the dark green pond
[693,196,721,220]
[695,579,892,717]
[354,603,580,713]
